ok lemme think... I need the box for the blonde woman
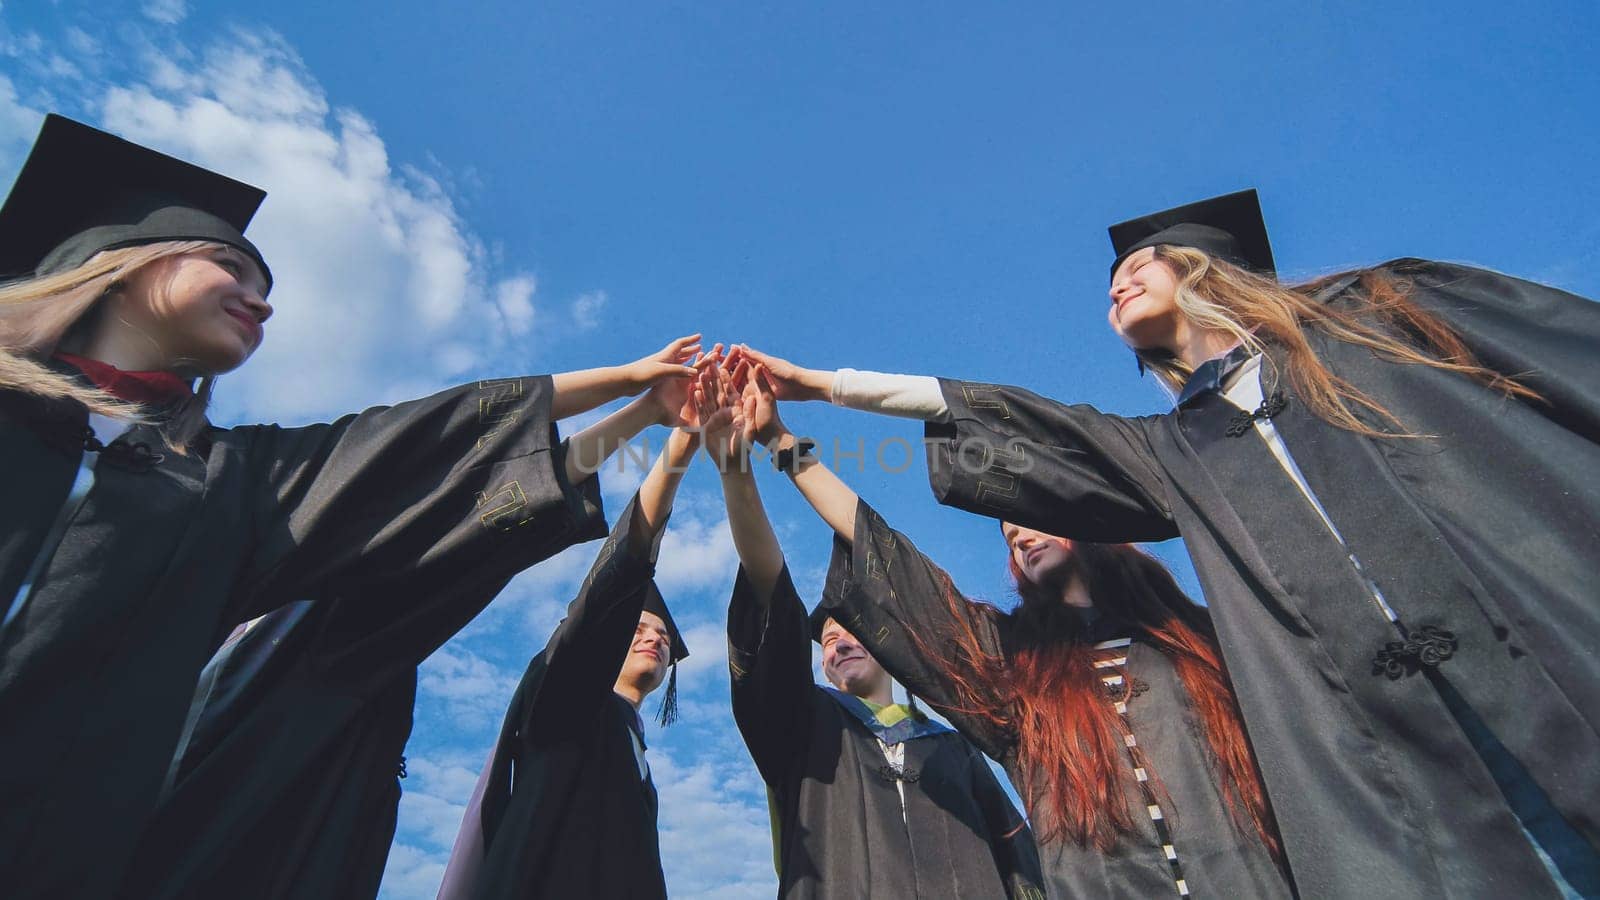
[731,189,1600,899]
[0,115,701,898]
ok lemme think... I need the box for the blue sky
[3,2,1597,896]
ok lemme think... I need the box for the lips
[224,308,262,343]
[634,646,661,661]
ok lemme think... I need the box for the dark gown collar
[1175,343,1258,408]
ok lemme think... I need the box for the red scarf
[53,352,194,406]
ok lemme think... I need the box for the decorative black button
[1372,626,1458,679]
[1226,391,1288,437]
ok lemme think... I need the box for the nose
[240,290,273,324]
[1109,279,1136,305]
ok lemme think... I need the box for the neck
[1059,574,1093,610]
[1171,322,1240,372]
[849,680,895,708]
[612,680,645,710]
[62,313,173,374]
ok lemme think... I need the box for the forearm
[562,396,658,486]
[719,468,786,601]
[551,366,636,420]
[636,428,696,544]
[780,433,860,543]
[830,369,950,422]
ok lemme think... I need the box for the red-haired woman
[733,364,1289,898]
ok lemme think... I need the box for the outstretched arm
[523,422,698,739]
[697,362,818,786]
[698,361,785,599]
[551,334,703,420]
[562,344,720,486]
[730,345,1176,543]
[735,362,858,545]
[737,362,1015,758]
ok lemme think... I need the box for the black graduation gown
[817,501,1289,900]
[919,260,1600,898]
[728,563,1045,899]
[439,495,668,900]
[118,468,605,899]
[0,373,589,898]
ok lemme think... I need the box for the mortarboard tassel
[654,664,679,727]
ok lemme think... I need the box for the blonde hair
[1134,246,1538,437]
[0,240,223,447]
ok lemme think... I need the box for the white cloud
[494,274,537,335]
[140,0,188,25]
[18,27,565,424]
[652,736,779,897]
[570,289,607,330]
[0,74,43,173]
[417,646,522,731]
[654,503,739,595]
[673,621,729,680]
[378,842,450,900]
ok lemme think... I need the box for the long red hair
[927,538,1281,859]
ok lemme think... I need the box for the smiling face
[819,618,891,699]
[1002,521,1083,597]
[113,245,272,376]
[1106,246,1183,353]
[616,610,673,696]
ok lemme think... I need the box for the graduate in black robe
[701,363,1044,900]
[118,358,694,899]
[731,190,1600,898]
[436,425,700,900]
[0,113,705,897]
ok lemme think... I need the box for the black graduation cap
[1107,188,1274,281]
[641,582,688,726]
[808,604,833,644]
[0,113,272,287]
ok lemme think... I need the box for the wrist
[804,368,834,402]
[666,428,697,461]
[771,436,816,474]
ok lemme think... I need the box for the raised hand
[645,344,722,428]
[739,362,789,449]
[694,363,746,473]
[625,334,704,392]
[724,344,832,402]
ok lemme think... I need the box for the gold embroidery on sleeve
[476,479,534,531]
[961,383,1013,419]
[476,378,526,450]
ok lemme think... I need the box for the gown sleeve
[966,742,1046,900]
[1389,259,1600,444]
[727,563,817,789]
[235,374,607,622]
[924,378,1180,543]
[816,498,1015,762]
[516,493,659,741]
